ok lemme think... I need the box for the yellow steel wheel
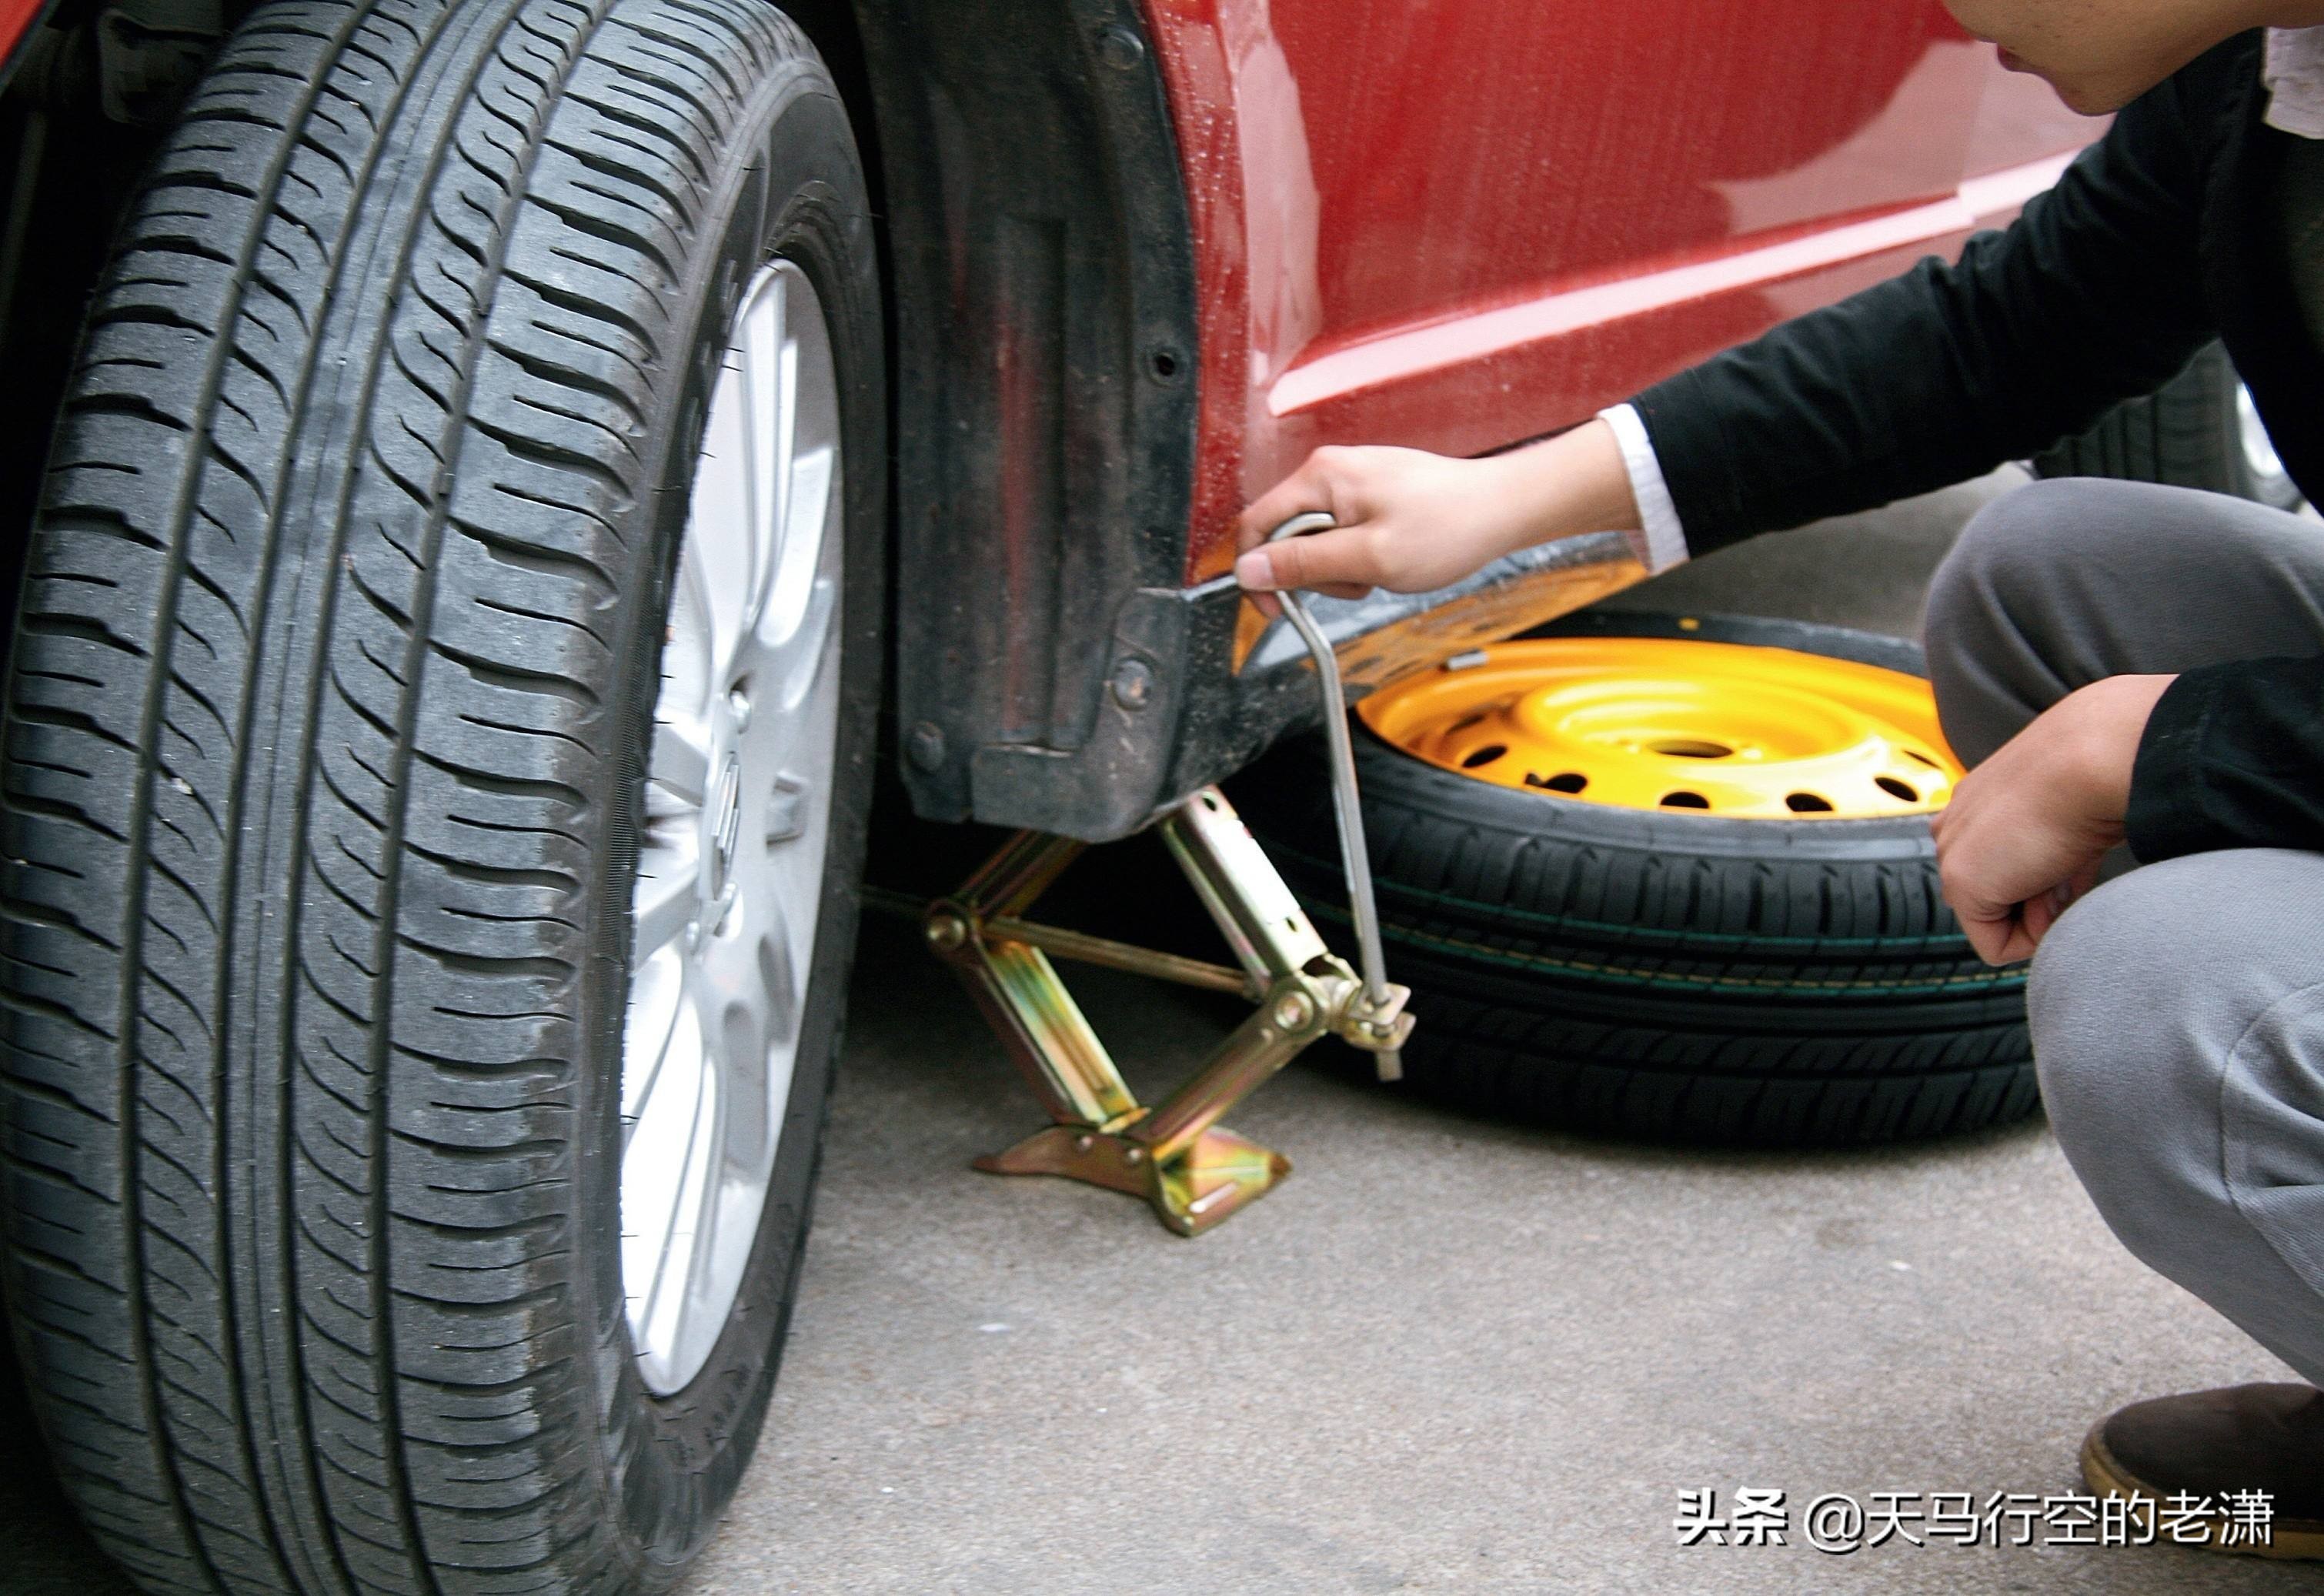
[1358,637,1961,820]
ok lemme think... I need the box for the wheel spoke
[620,949,686,1149]
[676,523,734,687]
[751,269,834,657]
[785,443,833,562]
[688,359,753,675]
[670,1035,733,1354]
[758,898,801,1041]
[663,540,713,698]
[739,271,793,634]
[650,718,710,806]
[634,1004,718,1351]
[620,981,703,1321]
[754,445,833,654]
[762,575,838,717]
[631,864,696,971]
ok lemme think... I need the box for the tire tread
[0,0,832,1590]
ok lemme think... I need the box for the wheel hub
[620,259,845,1395]
[1361,636,1961,818]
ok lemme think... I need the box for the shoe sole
[2080,1421,2324,1560]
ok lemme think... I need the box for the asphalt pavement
[8,470,2318,1594]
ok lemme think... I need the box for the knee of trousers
[2028,858,2253,1271]
[1922,479,2091,685]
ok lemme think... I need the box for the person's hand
[1930,673,2176,964]
[1232,421,1638,617]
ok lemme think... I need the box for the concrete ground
[6,471,2319,1594]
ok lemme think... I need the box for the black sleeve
[1628,47,2232,556]
[2126,658,2324,862]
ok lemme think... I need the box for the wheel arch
[803,0,1203,837]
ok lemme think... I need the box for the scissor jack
[923,513,1413,1235]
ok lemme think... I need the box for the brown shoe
[2081,1384,2324,1558]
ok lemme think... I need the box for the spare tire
[1231,613,2034,1148]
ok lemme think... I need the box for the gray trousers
[1924,477,2324,1387]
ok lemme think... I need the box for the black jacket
[1630,31,2324,863]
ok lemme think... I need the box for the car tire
[2034,342,2305,513]
[1231,614,2036,1149]
[0,0,883,1590]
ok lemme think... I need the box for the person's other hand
[1231,421,1638,618]
[1930,673,2176,964]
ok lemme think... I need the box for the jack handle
[1266,513,1406,1081]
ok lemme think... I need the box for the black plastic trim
[842,0,1200,839]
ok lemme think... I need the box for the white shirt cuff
[1597,403,1689,574]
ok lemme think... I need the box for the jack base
[973,1124,1292,1237]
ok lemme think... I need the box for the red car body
[0,0,33,62]
[1147,0,2097,579]
[0,0,35,61]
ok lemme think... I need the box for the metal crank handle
[1266,513,1407,1080]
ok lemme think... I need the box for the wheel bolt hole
[1461,743,1508,770]
[1526,771,1588,794]
[1785,792,1835,813]
[1659,791,1711,810]
[1651,739,1732,760]
[1875,776,1919,803]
